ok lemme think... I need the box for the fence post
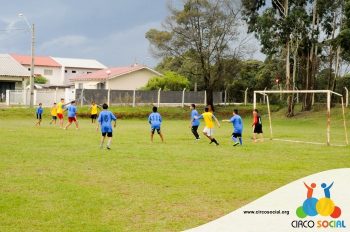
[107,88,111,106]
[55,87,58,103]
[33,90,37,106]
[296,87,299,104]
[22,89,26,105]
[345,87,349,107]
[6,90,10,106]
[326,91,331,146]
[133,89,136,107]
[204,90,207,105]
[182,88,186,108]
[224,89,227,106]
[244,88,249,106]
[263,87,267,104]
[157,88,161,107]
[312,93,315,106]
[80,88,84,107]
[253,91,257,110]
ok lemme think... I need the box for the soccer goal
[253,90,349,146]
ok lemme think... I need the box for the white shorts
[203,127,214,136]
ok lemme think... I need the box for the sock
[239,137,243,145]
[107,140,112,148]
[232,137,238,143]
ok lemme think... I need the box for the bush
[34,75,48,84]
[143,71,190,91]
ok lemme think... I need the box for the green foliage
[34,75,48,84]
[146,0,241,104]
[143,71,190,91]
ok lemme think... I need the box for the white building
[0,54,30,100]
[10,54,107,87]
[52,57,107,85]
[11,54,62,86]
[70,64,162,90]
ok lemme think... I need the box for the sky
[0,0,263,68]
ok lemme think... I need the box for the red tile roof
[71,65,161,81]
[11,54,61,67]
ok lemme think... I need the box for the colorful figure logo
[296,182,342,219]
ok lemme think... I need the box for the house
[70,64,162,90]
[10,54,107,87]
[52,57,107,85]
[0,54,30,99]
[11,54,62,86]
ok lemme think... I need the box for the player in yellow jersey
[89,101,101,124]
[49,102,57,125]
[56,98,66,128]
[195,107,221,145]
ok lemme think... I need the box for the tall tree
[242,0,345,112]
[145,0,241,105]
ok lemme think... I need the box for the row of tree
[145,0,350,116]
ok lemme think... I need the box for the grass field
[0,106,349,231]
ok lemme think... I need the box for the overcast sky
[0,0,263,68]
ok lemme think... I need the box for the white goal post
[253,90,349,146]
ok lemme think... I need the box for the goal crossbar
[253,89,349,146]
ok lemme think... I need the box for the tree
[242,0,345,113]
[146,0,241,106]
[34,75,48,84]
[143,71,190,91]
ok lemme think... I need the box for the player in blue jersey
[189,104,200,140]
[64,101,79,130]
[223,109,243,146]
[96,103,117,150]
[148,106,164,143]
[35,103,43,126]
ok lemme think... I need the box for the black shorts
[254,124,263,134]
[91,114,97,119]
[36,114,42,120]
[102,132,113,137]
[151,128,161,134]
[52,116,57,120]
[232,133,242,138]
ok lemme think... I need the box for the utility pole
[19,13,35,107]
[29,23,35,107]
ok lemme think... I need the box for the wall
[74,81,100,89]
[64,67,101,85]
[106,69,158,90]
[75,89,223,106]
[22,65,62,85]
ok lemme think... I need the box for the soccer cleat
[233,142,240,146]
[107,146,111,150]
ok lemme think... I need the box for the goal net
[253,90,349,146]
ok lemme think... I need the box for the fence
[75,89,223,107]
[6,88,75,106]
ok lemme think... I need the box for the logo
[296,182,341,219]
[291,181,346,229]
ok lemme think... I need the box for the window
[72,70,77,73]
[28,68,31,71]
[87,72,92,74]
[78,83,83,89]
[97,82,105,89]
[44,69,53,76]
[65,70,68,73]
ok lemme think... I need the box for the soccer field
[0,108,349,231]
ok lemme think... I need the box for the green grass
[0,107,349,231]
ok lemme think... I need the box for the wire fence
[6,88,223,107]
[75,89,223,107]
